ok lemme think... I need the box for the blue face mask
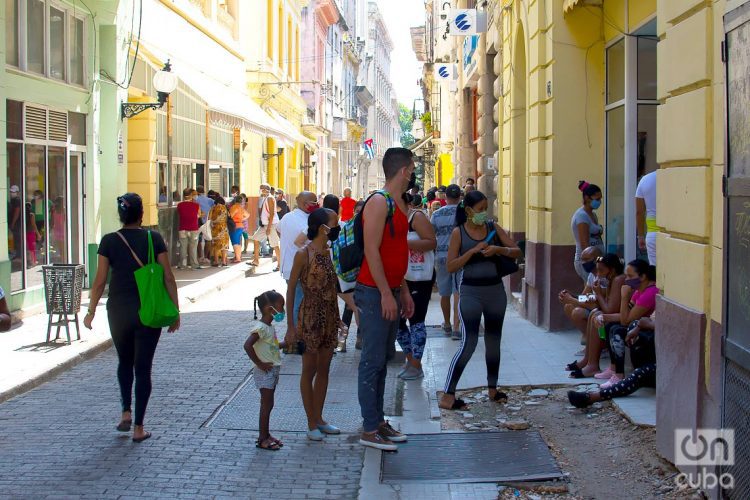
[271,307,285,323]
[590,199,601,210]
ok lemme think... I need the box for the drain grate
[381,431,563,484]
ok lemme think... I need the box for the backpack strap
[375,190,396,237]
[116,231,144,268]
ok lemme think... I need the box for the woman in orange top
[229,195,249,263]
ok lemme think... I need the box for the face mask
[406,171,416,191]
[590,199,601,210]
[271,307,285,323]
[598,277,609,289]
[625,277,641,289]
[582,261,596,274]
[471,211,488,225]
[305,204,318,214]
[326,225,341,241]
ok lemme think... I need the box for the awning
[265,109,318,150]
[136,41,284,137]
[563,0,601,13]
[175,65,282,136]
[409,135,433,152]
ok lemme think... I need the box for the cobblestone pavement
[0,271,365,499]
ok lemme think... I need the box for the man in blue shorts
[430,184,461,339]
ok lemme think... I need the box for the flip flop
[566,360,581,371]
[116,419,132,432]
[256,438,281,451]
[268,436,284,448]
[491,391,508,403]
[444,398,469,410]
[132,431,152,443]
[569,368,598,379]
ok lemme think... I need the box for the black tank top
[459,224,502,286]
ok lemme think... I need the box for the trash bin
[42,264,85,344]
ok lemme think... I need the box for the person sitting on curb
[568,315,656,408]
[589,260,658,388]
[558,245,603,342]
[567,253,625,378]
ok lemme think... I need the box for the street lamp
[120,60,179,210]
[262,147,285,160]
[121,61,178,119]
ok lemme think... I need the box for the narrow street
[0,266,693,499]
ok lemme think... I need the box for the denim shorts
[254,365,280,390]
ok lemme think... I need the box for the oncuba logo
[454,13,471,32]
[438,66,450,78]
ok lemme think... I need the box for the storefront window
[48,147,67,264]
[606,106,625,255]
[606,39,625,105]
[26,0,45,74]
[5,0,19,66]
[637,105,658,179]
[25,145,46,288]
[7,143,24,292]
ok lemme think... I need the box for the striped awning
[563,0,582,13]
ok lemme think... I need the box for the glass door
[69,152,85,266]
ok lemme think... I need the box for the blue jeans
[286,280,304,326]
[355,283,400,433]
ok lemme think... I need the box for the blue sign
[454,13,472,32]
[463,35,479,70]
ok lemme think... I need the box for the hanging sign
[435,64,457,80]
[449,9,488,35]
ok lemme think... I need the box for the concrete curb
[0,337,113,404]
[0,264,250,405]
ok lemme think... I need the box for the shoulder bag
[405,210,435,282]
[116,231,180,328]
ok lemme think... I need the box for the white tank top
[260,196,279,225]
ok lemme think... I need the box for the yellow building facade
[242,0,313,196]
[487,0,741,481]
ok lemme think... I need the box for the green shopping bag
[117,230,179,328]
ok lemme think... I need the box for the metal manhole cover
[380,431,563,484]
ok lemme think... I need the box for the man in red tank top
[356,147,416,452]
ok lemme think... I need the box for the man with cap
[430,184,462,338]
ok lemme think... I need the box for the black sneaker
[568,390,592,409]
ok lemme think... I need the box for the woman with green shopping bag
[85,193,180,443]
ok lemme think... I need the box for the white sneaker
[359,432,397,451]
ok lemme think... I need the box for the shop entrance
[722,4,750,496]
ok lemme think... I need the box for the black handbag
[486,222,519,278]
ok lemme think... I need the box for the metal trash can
[42,264,85,344]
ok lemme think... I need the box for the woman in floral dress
[286,208,343,441]
[209,197,229,267]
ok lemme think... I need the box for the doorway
[69,151,85,268]
[722,4,750,496]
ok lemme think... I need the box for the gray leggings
[444,283,507,394]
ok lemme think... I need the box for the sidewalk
[0,253,264,403]
[358,295,657,499]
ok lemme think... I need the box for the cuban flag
[364,139,375,159]
[449,9,487,35]
[435,64,457,80]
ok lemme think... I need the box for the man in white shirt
[277,191,318,326]
[635,171,657,265]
